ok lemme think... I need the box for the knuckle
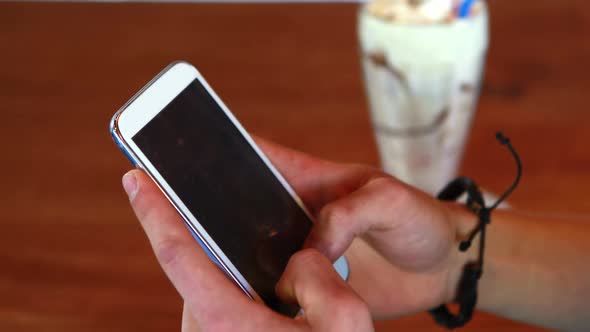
[351,163,383,179]
[153,238,185,267]
[319,202,354,228]
[369,176,411,205]
[367,175,401,191]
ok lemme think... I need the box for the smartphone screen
[132,79,310,316]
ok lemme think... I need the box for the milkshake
[359,0,489,194]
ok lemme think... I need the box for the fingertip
[303,227,343,263]
[303,231,331,260]
[275,275,297,305]
[276,249,326,305]
[123,169,160,203]
[276,249,313,303]
[123,169,174,226]
[122,170,139,200]
[278,248,364,324]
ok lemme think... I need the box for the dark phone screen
[132,79,310,316]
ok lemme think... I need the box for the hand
[253,138,474,319]
[122,169,374,332]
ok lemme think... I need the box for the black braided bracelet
[429,132,522,329]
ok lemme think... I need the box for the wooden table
[2,1,588,331]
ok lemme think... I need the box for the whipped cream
[367,0,457,24]
[359,1,488,63]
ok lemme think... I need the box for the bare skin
[123,138,590,332]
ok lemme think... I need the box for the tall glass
[358,2,489,194]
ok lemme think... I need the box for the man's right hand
[256,138,475,319]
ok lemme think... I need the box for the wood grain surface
[1,1,589,331]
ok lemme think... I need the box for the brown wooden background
[1,1,589,331]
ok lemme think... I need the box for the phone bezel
[110,61,321,306]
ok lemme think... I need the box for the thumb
[302,177,453,272]
[275,249,374,332]
[303,177,404,262]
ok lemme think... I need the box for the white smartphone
[110,61,349,317]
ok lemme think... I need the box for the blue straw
[458,0,477,18]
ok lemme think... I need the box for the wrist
[443,202,480,303]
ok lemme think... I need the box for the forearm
[455,208,590,331]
